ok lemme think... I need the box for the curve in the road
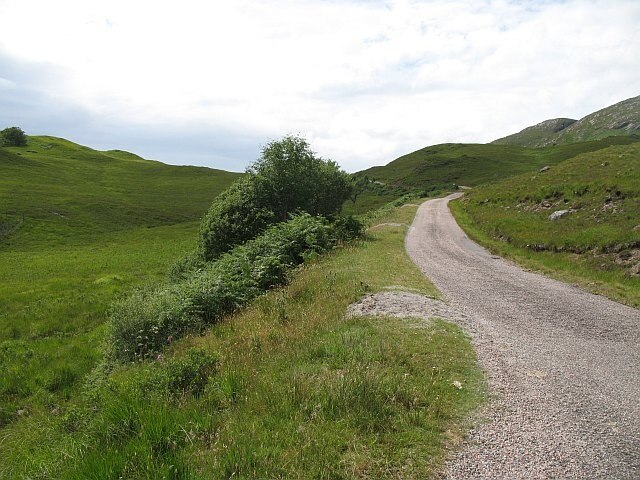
[406,193,640,479]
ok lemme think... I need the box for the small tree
[249,135,353,221]
[199,135,353,261]
[0,127,27,147]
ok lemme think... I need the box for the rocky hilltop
[493,95,640,147]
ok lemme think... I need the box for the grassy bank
[1,202,485,479]
[1,135,240,425]
[450,142,640,307]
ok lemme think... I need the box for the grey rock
[549,209,572,221]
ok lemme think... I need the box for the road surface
[405,193,640,479]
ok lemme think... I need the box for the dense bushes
[108,135,361,362]
[108,214,349,362]
[199,135,353,261]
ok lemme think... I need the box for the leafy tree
[199,135,353,261]
[0,126,27,147]
[249,135,352,220]
[199,176,275,261]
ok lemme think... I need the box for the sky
[0,0,638,172]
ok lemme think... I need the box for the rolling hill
[354,135,640,192]
[0,135,240,427]
[492,94,640,147]
[0,136,241,248]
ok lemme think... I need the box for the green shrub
[167,250,207,283]
[0,127,27,147]
[199,135,352,261]
[108,286,203,361]
[199,176,276,261]
[109,214,340,362]
[249,136,353,220]
[331,215,364,242]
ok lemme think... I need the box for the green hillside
[355,135,640,191]
[452,142,640,305]
[493,95,640,147]
[0,136,239,426]
[0,136,241,248]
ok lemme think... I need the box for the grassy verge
[1,202,485,479]
[449,142,640,307]
[451,196,639,307]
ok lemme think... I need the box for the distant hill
[0,136,241,247]
[493,95,640,147]
[354,135,640,192]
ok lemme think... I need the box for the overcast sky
[0,0,638,172]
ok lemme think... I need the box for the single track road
[406,193,640,479]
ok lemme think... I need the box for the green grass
[0,136,239,426]
[0,136,240,248]
[0,222,201,426]
[0,202,485,479]
[356,135,640,191]
[451,142,640,306]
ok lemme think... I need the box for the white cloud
[0,0,638,171]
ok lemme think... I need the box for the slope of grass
[0,202,485,479]
[356,135,640,191]
[0,136,240,426]
[451,142,640,306]
[341,189,398,215]
[0,136,240,248]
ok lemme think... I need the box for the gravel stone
[404,193,640,479]
[347,291,466,324]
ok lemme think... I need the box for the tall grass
[0,201,485,479]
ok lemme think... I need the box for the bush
[249,136,353,220]
[109,214,339,362]
[0,127,27,147]
[167,250,207,283]
[199,135,352,261]
[108,286,203,361]
[332,215,364,242]
[199,176,275,261]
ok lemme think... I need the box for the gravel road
[405,193,640,479]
